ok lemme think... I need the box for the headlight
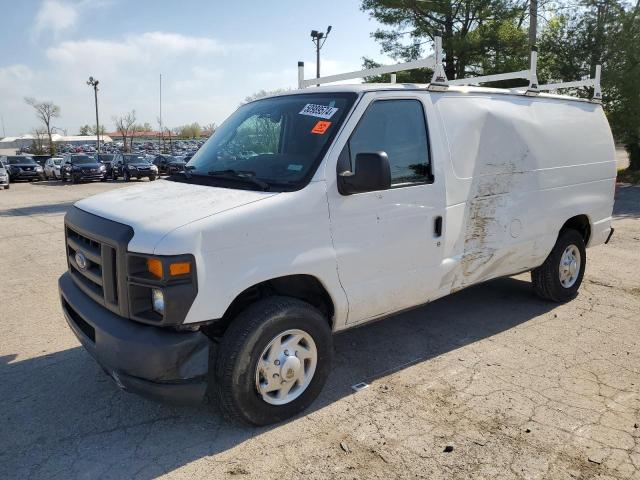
[128,165,137,170]
[150,165,158,171]
[36,166,43,172]
[151,289,165,315]
[99,165,106,171]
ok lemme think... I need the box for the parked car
[111,154,158,181]
[59,83,615,426]
[32,154,52,168]
[0,157,9,189]
[153,154,186,175]
[61,155,107,183]
[44,157,64,180]
[6,156,44,182]
[94,153,118,177]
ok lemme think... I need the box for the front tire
[215,296,332,426]
[532,229,586,302]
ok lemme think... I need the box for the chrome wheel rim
[255,329,317,406]
[559,244,581,288]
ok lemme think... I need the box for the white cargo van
[59,53,616,425]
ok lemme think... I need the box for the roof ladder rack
[296,36,602,102]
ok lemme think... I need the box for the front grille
[66,226,119,310]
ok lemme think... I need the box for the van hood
[74,180,278,251]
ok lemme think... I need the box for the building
[0,133,113,150]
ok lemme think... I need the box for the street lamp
[311,26,332,85]
[86,76,101,154]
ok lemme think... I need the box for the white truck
[59,49,616,425]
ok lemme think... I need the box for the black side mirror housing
[338,152,391,195]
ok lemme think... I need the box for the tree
[174,122,203,138]
[538,0,639,170]
[606,0,640,170]
[242,88,290,105]
[24,97,60,155]
[360,0,530,80]
[203,122,217,136]
[113,110,137,153]
[80,124,106,136]
[30,129,48,155]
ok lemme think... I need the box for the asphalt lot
[1,179,639,479]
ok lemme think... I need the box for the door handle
[434,216,443,237]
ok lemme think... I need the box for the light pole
[311,26,332,85]
[87,76,101,154]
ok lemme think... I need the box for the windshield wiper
[207,169,270,191]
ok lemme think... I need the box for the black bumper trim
[59,271,209,405]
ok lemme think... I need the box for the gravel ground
[1,179,639,480]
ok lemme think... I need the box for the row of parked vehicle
[0,153,190,187]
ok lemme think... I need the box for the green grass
[617,168,640,184]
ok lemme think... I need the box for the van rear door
[326,91,446,325]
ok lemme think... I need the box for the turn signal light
[147,258,163,279]
[169,261,191,276]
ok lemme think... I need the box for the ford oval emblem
[75,251,88,270]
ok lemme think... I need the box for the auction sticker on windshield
[311,120,332,134]
[299,104,338,119]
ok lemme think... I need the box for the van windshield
[174,92,357,191]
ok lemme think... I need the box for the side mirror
[338,152,391,195]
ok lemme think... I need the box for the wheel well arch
[204,275,335,338]
[560,214,591,244]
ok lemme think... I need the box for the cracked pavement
[1,180,639,479]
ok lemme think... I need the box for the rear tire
[532,229,586,302]
[214,296,332,426]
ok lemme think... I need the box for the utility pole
[311,26,332,86]
[159,73,164,153]
[1,115,5,137]
[87,77,101,154]
[529,0,538,58]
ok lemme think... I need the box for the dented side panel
[433,93,616,293]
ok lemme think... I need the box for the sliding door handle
[434,216,443,237]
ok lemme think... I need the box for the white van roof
[274,83,597,105]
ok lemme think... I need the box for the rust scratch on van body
[454,154,527,287]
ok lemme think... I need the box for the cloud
[33,0,79,38]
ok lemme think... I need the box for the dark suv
[153,154,186,175]
[111,154,158,181]
[5,156,44,182]
[94,153,117,178]
[61,155,107,183]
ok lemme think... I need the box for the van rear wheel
[214,296,332,426]
[532,229,586,302]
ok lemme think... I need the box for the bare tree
[203,122,217,136]
[113,110,137,152]
[24,97,60,155]
[30,128,48,155]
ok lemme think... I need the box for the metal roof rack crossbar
[296,37,601,102]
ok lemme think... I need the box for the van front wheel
[532,229,586,302]
[214,296,332,426]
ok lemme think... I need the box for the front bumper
[74,173,106,181]
[11,170,43,180]
[59,271,210,404]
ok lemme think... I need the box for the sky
[0,0,396,136]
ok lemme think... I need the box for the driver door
[326,92,445,325]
